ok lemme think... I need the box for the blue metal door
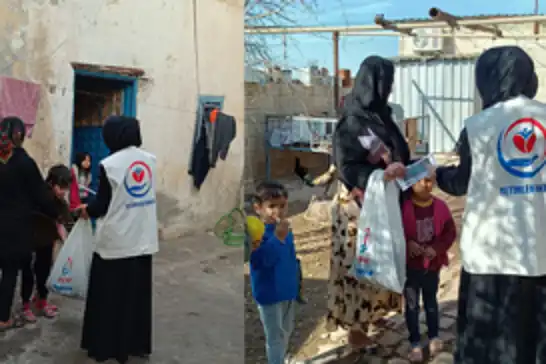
[71,74,138,191]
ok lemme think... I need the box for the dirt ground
[0,234,244,364]
[244,189,465,364]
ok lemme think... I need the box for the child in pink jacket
[401,175,457,362]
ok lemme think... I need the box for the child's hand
[408,241,423,258]
[275,219,290,242]
[424,246,437,259]
[77,204,89,220]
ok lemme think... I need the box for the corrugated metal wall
[390,57,479,153]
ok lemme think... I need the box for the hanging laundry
[207,108,236,167]
[189,107,237,189]
[0,77,41,137]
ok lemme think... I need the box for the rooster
[294,157,337,190]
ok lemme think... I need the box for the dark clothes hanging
[210,111,236,167]
[189,119,211,189]
[189,108,237,189]
[80,116,152,364]
[333,56,411,192]
[435,46,543,364]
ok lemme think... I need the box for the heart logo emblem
[132,169,145,183]
[513,132,537,153]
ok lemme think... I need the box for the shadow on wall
[156,191,183,239]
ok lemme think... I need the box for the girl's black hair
[252,181,288,204]
[0,116,25,146]
[75,152,91,172]
[46,164,73,188]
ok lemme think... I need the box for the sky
[264,0,541,73]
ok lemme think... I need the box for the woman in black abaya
[80,116,152,363]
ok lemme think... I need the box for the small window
[198,95,224,113]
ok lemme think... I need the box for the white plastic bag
[47,220,95,299]
[351,169,406,293]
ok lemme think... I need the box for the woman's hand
[384,162,406,181]
[350,187,364,201]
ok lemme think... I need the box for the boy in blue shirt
[250,181,300,364]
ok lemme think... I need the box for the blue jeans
[257,300,296,364]
[404,269,440,346]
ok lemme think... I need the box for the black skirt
[81,253,152,364]
[455,269,546,364]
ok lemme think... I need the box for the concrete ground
[0,234,245,364]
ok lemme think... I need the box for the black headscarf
[476,46,538,110]
[102,115,142,153]
[342,55,395,121]
[333,55,410,191]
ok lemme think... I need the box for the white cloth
[95,146,159,259]
[462,95,546,276]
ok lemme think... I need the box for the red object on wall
[0,76,41,137]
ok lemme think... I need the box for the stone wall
[244,83,336,188]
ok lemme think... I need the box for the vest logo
[497,118,546,179]
[124,161,153,198]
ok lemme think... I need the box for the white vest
[462,96,546,276]
[95,146,159,259]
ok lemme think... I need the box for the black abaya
[81,253,152,363]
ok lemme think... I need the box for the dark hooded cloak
[436,46,542,364]
[86,116,143,218]
[333,56,410,191]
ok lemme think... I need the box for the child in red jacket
[402,175,456,362]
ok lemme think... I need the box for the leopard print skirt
[326,184,402,333]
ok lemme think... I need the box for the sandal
[0,314,25,332]
[408,346,424,362]
[34,298,58,318]
[429,338,444,356]
[21,304,37,323]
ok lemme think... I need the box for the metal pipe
[534,0,540,35]
[333,31,340,115]
[428,7,459,29]
[375,14,414,36]
[244,15,546,34]
[341,31,546,39]
[429,7,502,37]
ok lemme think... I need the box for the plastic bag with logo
[350,169,406,293]
[47,219,96,299]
